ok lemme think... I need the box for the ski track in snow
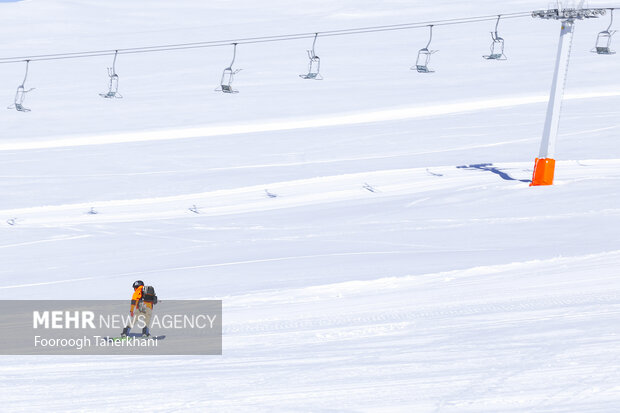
[0,234,90,249]
[2,163,489,225]
[0,250,411,290]
[1,159,618,227]
[0,136,538,179]
[3,249,620,411]
[0,90,619,152]
[217,250,620,411]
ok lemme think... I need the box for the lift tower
[530,7,605,186]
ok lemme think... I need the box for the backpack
[142,285,158,304]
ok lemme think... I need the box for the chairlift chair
[300,33,323,80]
[13,86,31,112]
[299,51,322,79]
[483,33,507,60]
[100,72,122,98]
[100,50,123,98]
[218,67,240,93]
[216,43,241,93]
[483,16,507,60]
[7,60,34,112]
[415,48,435,73]
[592,9,616,55]
[594,31,616,54]
[412,25,437,73]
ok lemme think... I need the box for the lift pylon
[530,7,605,186]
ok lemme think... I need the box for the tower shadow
[456,163,531,183]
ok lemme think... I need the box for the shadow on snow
[456,163,531,183]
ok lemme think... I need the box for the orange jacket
[130,285,153,313]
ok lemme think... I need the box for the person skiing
[121,280,156,338]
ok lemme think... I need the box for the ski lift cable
[0,11,534,64]
[318,11,531,34]
[0,13,531,64]
[3,11,533,59]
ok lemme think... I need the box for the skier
[121,280,157,338]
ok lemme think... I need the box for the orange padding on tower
[530,157,556,186]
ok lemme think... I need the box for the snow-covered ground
[1,0,620,411]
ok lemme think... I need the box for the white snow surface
[1,0,620,411]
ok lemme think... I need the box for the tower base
[530,158,555,186]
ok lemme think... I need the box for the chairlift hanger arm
[425,25,434,49]
[493,14,501,38]
[228,43,238,69]
[112,50,118,75]
[21,59,30,87]
[311,32,319,57]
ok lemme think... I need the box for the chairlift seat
[415,65,433,73]
[596,46,615,54]
[99,91,121,98]
[483,53,507,60]
[220,84,238,93]
[300,72,322,80]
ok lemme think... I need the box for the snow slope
[1,0,620,411]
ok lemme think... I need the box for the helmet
[133,280,144,290]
